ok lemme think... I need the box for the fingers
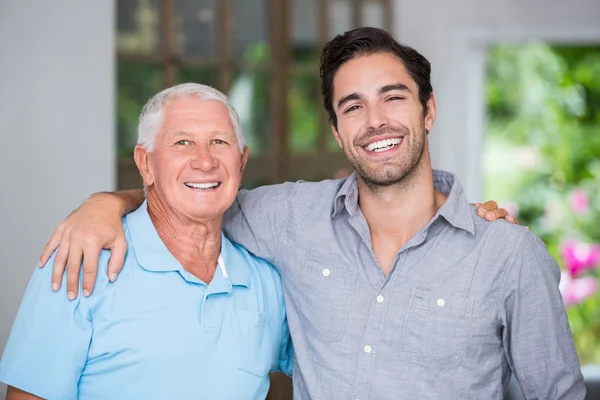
[505,215,521,225]
[476,200,508,222]
[106,235,128,283]
[65,242,84,300]
[479,200,498,212]
[483,208,509,221]
[81,240,102,297]
[39,225,65,267]
[51,232,72,292]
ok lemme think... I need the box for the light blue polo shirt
[0,201,292,399]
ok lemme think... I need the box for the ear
[331,124,343,149]
[134,145,155,187]
[240,145,249,175]
[424,93,437,132]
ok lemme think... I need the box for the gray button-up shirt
[223,169,585,399]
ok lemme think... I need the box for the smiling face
[134,97,247,222]
[331,52,436,188]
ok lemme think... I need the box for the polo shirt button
[437,298,445,307]
[363,345,372,353]
[322,269,331,277]
[376,295,384,303]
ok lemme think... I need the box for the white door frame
[441,25,600,201]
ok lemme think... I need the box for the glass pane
[364,1,385,29]
[229,70,270,155]
[176,0,218,59]
[289,74,320,153]
[330,0,352,37]
[117,0,162,56]
[292,0,318,49]
[117,61,163,158]
[177,66,219,88]
[232,0,270,61]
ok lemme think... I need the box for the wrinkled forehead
[160,98,235,135]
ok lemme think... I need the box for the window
[116,0,393,189]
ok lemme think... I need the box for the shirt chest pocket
[234,309,273,377]
[398,288,474,370]
[291,260,356,342]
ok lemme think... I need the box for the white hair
[137,82,245,152]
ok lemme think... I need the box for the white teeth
[185,182,220,189]
[365,137,401,152]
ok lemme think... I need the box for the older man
[0,83,292,399]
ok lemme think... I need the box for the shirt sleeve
[223,182,296,264]
[501,231,586,400]
[0,253,93,399]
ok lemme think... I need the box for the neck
[146,192,222,283]
[358,156,447,248]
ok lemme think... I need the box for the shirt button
[376,295,384,303]
[437,298,445,307]
[363,345,372,353]
[322,269,331,277]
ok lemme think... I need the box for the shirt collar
[432,170,475,235]
[332,169,475,235]
[332,172,360,218]
[125,201,251,287]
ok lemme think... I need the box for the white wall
[394,0,600,200]
[0,1,115,395]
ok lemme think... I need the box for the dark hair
[320,27,433,129]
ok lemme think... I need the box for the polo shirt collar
[125,201,251,287]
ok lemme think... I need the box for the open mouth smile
[364,137,402,153]
[184,182,221,190]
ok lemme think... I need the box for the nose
[190,144,218,172]
[366,103,389,130]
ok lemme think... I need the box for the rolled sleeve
[0,254,93,399]
[501,232,586,399]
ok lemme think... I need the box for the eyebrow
[336,83,412,111]
[378,83,411,95]
[337,93,362,111]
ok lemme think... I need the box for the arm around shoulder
[223,182,297,263]
[38,189,142,299]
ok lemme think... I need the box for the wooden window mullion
[161,0,177,88]
[218,0,233,93]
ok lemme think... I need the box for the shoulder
[238,178,346,206]
[470,206,530,246]
[471,211,559,277]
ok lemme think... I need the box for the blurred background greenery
[484,42,600,364]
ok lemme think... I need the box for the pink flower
[561,240,600,277]
[570,189,589,214]
[559,272,597,307]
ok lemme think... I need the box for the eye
[386,95,405,102]
[175,139,191,146]
[211,139,228,145]
[344,105,361,114]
